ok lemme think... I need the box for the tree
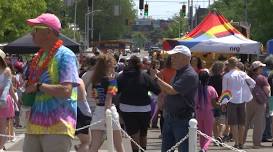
[210,0,273,44]
[67,0,136,41]
[132,32,147,48]
[162,16,188,39]
[0,0,46,42]
[248,0,273,44]
[0,0,70,43]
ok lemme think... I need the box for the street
[4,127,273,152]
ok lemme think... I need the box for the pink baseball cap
[27,13,61,33]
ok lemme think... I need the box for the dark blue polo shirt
[165,64,198,118]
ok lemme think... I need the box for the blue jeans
[161,114,190,152]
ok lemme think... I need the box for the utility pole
[91,0,94,47]
[244,0,248,23]
[190,0,193,30]
[85,0,91,50]
[73,0,77,40]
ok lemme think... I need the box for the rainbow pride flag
[218,90,232,105]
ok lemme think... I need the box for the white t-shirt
[222,69,255,104]
[81,70,96,107]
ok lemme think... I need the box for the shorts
[213,108,222,118]
[121,111,151,136]
[75,107,92,135]
[90,105,120,130]
[23,134,72,152]
[227,102,246,125]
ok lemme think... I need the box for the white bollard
[106,109,115,152]
[189,118,198,152]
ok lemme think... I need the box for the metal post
[105,109,114,152]
[189,118,198,152]
[179,19,181,38]
[244,0,248,23]
[73,0,77,40]
[84,14,86,50]
[86,9,90,49]
[190,0,193,30]
[188,0,190,30]
[91,0,94,47]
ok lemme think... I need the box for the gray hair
[264,55,273,70]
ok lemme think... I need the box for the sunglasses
[32,25,49,33]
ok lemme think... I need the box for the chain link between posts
[0,120,105,139]
[166,134,189,152]
[112,119,146,152]
[75,119,104,131]
[197,130,246,152]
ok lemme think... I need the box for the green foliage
[62,28,81,42]
[0,0,46,42]
[210,0,273,44]
[132,32,147,48]
[248,0,273,44]
[162,16,188,39]
[68,0,136,42]
[0,0,71,43]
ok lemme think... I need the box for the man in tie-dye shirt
[23,13,79,152]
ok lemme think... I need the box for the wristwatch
[36,83,43,92]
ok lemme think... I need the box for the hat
[251,61,266,70]
[167,45,191,57]
[27,13,61,33]
[0,49,6,59]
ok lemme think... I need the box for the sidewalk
[146,128,273,152]
[4,128,273,152]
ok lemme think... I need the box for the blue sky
[132,0,213,20]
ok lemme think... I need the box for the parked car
[132,48,140,53]
[125,48,131,54]
[149,47,160,52]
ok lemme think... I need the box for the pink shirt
[195,86,218,118]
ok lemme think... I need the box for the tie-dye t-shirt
[26,46,79,138]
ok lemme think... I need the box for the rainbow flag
[218,90,232,105]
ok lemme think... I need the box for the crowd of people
[0,12,273,152]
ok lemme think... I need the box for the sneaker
[222,134,229,142]
[11,137,16,142]
[238,144,244,149]
[262,138,272,142]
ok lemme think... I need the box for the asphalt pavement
[4,127,273,152]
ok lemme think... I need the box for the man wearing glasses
[23,13,79,152]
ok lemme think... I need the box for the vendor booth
[3,33,80,54]
[163,11,261,55]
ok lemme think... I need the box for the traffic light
[181,5,186,16]
[139,0,144,9]
[144,4,148,16]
